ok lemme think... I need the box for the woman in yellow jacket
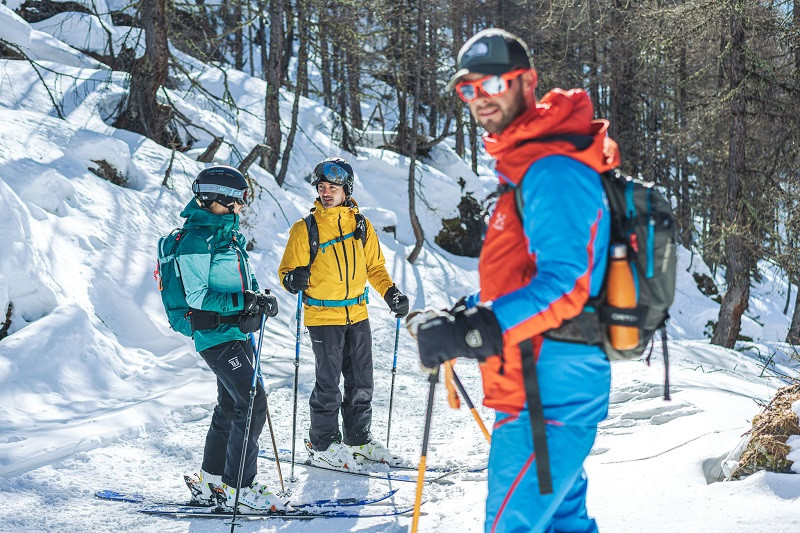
[278,157,409,468]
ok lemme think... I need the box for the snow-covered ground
[2,5,800,532]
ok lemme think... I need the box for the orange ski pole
[412,366,438,533]
[448,364,491,444]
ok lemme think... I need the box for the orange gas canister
[607,243,639,350]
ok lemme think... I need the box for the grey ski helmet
[312,157,354,196]
[192,165,248,212]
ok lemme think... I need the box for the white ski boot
[305,440,360,470]
[349,440,406,467]
[211,481,293,513]
[184,469,221,506]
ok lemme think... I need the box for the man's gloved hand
[416,304,503,369]
[283,266,311,293]
[383,285,409,318]
[242,290,279,317]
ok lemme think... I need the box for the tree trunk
[247,0,254,76]
[262,0,284,175]
[197,136,223,162]
[276,0,307,187]
[608,1,637,175]
[281,5,294,84]
[712,4,749,349]
[468,113,478,174]
[345,3,363,132]
[407,2,425,264]
[334,42,355,154]
[239,144,271,175]
[233,0,244,71]
[676,45,693,249]
[113,0,171,144]
[787,279,800,344]
[319,19,332,109]
[454,104,465,158]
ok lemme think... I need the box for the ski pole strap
[303,287,369,307]
[519,338,553,495]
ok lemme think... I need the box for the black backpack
[511,166,677,497]
[517,169,678,364]
[303,211,367,265]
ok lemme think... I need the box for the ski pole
[289,291,302,482]
[448,363,491,444]
[249,334,287,496]
[230,313,267,531]
[411,366,439,533]
[386,317,401,446]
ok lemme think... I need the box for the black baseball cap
[447,28,532,90]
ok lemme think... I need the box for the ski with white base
[258,448,486,483]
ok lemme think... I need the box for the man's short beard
[482,85,527,135]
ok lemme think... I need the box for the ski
[95,488,399,508]
[137,502,417,519]
[258,448,486,483]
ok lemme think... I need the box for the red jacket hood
[484,88,621,186]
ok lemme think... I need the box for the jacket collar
[312,197,360,218]
[483,88,621,186]
[180,199,239,234]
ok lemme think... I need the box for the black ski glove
[283,266,311,293]
[240,290,278,333]
[242,290,279,317]
[383,285,409,318]
[416,304,503,369]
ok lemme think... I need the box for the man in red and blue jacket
[416,28,621,533]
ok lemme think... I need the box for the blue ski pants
[485,341,610,533]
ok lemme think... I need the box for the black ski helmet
[312,157,354,197]
[192,165,248,211]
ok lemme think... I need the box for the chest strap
[319,231,356,253]
[303,287,369,307]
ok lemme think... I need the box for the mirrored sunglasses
[455,69,529,103]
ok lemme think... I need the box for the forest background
[3,0,800,351]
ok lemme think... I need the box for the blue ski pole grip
[392,318,400,368]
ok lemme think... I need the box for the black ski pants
[307,319,374,450]
[199,339,266,488]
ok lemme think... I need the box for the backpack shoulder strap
[513,182,524,220]
[304,213,319,266]
[354,212,367,247]
[175,227,214,257]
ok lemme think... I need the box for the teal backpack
[155,228,197,337]
[155,227,243,336]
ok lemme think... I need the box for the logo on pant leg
[228,356,241,370]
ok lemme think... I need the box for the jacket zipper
[338,215,352,324]
[338,216,351,296]
[351,240,357,280]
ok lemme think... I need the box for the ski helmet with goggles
[192,165,249,212]
[311,157,354,197]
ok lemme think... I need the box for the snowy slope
[2,7,800,532]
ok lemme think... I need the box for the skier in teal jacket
[177,165,287,512]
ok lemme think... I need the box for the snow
[0,5,31,50]
[2,10,800,532]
